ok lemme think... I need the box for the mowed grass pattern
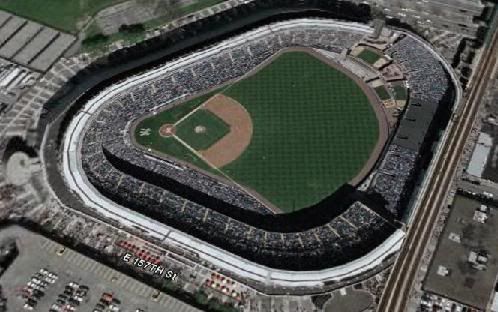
[134,51,379,212]
[134,93,216,170]
[222,52,378,211]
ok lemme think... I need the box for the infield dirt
[132,48,389,211]
[201,94,253,168]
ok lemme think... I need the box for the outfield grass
[134,51,379,212]
[175,109,230,150]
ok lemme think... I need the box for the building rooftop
[0,11,75,72]
[423,195,498,310]
[467,132,492,178]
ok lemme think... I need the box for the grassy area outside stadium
[0,0,226,52]
[133,50,381,212]
[0,0,127,33]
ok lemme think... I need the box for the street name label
[122,253,178,281]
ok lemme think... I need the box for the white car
[27,283,41,290]
[109,304,120,312]
[23,303,34,310]
[44,276,56,284]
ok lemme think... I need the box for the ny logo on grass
[139,128,151,136]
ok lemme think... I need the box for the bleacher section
[370,35,453,214]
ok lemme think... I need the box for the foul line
[173,83,236,128]
[172,134,264,208]
[173,99,209,127]
[167,62,278,210]
[173,58,259,128]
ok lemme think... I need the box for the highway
[377,24,498,312]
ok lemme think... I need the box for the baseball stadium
[42,13,458,290]
[132,49,385,212]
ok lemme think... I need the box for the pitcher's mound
[201,94,253,168]
[195,125,207,134]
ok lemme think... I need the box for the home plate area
[169,94,253,168]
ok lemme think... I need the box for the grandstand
[132,50,380,211]
[59,18,457,279]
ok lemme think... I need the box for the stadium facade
[34,4,462,290]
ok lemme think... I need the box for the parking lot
[0,226,200,312]
[0,11,75,72]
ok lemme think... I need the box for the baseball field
[134,50,382,212]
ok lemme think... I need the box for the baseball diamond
[132,50,384,212]
[175,108,230,150]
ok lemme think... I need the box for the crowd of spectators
[74,22,453,269]
[370,145,418,214]
[386,36,450,103]
[369,35,453,215]
[87,146,393,269]
[82,23,365,215]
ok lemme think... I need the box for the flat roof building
[356,0,489,39]
[424,195,498,310]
